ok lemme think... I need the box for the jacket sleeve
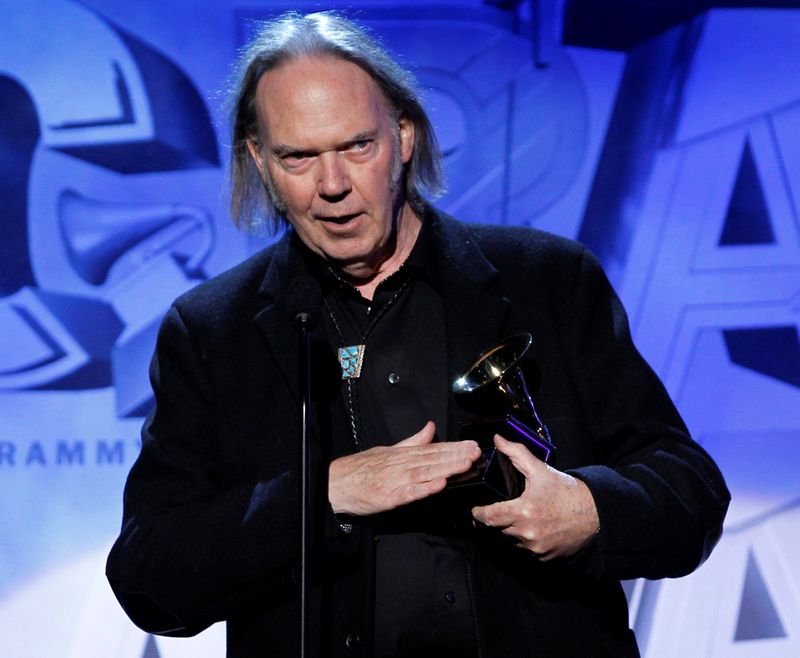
[105,304,357,635]
[559,248,730,581]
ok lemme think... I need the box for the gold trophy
[448,334,555,505]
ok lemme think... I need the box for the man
[107,11,729,658]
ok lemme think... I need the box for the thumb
[494,434,543,478]
[397,421,436,447]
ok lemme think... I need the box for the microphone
[287,275,322,332]
[286,274,321,658]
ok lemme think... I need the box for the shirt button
[445,591,456,604]
[388,373,400,385]
[345,633,360,651]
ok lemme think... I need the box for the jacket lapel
[430,214,511,375]
[428,213,512,432]
[252,234,305,403]
[252,234,336,455]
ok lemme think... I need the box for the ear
[246,137,268,180]
[398,116,415,165]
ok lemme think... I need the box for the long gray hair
[228,11,444,232]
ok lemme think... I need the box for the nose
[316,151,351,200]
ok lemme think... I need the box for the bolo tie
[323,276,411,451]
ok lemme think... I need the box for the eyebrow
[270,129,378,158]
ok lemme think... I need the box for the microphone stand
[295,311,313,658]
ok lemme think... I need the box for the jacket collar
[425,211,512,431]
[410,210,510,370]
[252,232,320,403]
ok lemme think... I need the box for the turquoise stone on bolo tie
[338,344,366,379]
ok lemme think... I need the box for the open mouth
[319,212,361,225]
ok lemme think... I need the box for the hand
[471,435,600,560]
[329,421,482,516]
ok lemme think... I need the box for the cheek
[357,159,397,205]
[270,170,314,211]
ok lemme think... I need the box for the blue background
[1,1,799,655]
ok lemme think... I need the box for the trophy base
[445,447,522,507]
[445,415,555,506]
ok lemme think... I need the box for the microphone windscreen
[287,275,322,330]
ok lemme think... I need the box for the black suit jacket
[107,211,729,657]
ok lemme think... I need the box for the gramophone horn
[58,189,212,285]
[453,333,534,413]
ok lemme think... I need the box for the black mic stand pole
[295,310,313,658]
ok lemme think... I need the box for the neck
[346,203,422,301]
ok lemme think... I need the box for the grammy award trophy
[447,333,556,506]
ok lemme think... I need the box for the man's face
[248,55,415,280]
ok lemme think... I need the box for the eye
[280,152,312,170]
[345,139,374,158]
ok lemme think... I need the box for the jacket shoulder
[464,221,586,265]
[170,238,284,329]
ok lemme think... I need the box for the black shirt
[307,217,480,657]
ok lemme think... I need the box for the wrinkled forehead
[253,55,396,144]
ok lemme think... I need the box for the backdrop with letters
[1,1,798,656]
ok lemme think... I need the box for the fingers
[396,423,481,465]
[471,441,601,559]
[328,424,482,516]
[493,434,543,478]
[396,423,482,464]
[471,499,517,529]
[395,442,481,491]
[471,435,538,527]
[473,501,556,559]
[392,476,449,507]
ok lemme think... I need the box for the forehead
[254,55,393,147]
